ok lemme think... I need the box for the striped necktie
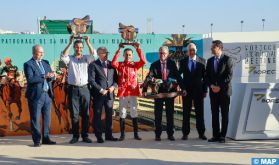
[102,61,107,77]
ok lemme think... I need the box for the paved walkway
[0,131,278,165]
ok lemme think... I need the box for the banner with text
[223,42,279,83]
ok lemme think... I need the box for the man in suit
[24,45,56,147]
[88,47,118,143]
[179,43,207,140]
[206,40,233,143]
[142,46,184,141]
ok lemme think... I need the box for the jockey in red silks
[111,42,146,141]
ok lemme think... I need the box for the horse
[52,68,71,132]
[0,76,23,131]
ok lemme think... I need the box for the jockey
[111,42,146,141]
[1,57,20,87]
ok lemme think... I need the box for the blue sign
[252,158,279,165]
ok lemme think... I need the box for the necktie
[190,59,195,72]
[102,61,107,77]
[162,62,167,81]
[214,58,219,73]
[38,61,49,92]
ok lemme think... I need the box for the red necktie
[162,62,167,80]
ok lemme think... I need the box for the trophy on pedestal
[118,23,139,46]
[67,15,90,39]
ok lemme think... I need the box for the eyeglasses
[99,52,109,55]
[189,49,196,52]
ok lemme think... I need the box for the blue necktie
[190,59,195,72]
[38,61,49,92]
[214,58,219,73]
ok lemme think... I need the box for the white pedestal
[205,83,279,140]
[227,83,279,140]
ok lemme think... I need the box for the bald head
[32,45,42,54]
[32,44,44,61]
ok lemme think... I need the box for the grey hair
[187,43,197,51]
[159,46,169,52]
[97,46,107,53]
[32,44,42,54]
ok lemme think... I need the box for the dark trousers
[68,85,90,139]
[28,92,51,143]
[93,96,113,139]
[209,92,230,138]
[154,98,174,137]
[182,94,205,136]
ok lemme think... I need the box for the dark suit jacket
[206,54,233,96]
[24,58,54,101]
[88,59,118,100]
[143,59,184,93]
[179,56,207,97]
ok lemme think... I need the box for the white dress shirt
[61,52,96,86]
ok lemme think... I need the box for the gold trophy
[67,15,90,39]
[118,23,139,45]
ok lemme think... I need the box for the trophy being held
[67,15,90,39]
[118,23,139,46]
[141,77,182,99]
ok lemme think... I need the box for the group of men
[23,35,233,147]
[142,41,233,143]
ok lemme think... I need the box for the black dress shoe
[118,135,125,141]
[97,137,104,143]
[168,136,175,141]
[82,137,93,143]
[42,139,56,145]
[34,143,41,147]
[134,136,142,140]
[69,137,79,144]
[219,137,226,143]
[208,137,220,142]
[155,136,161,141]
[105,136,118,141]
[199,135,207,140]
[181,135,188,140]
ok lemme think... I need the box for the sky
[0,0,279,34]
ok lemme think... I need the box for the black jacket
[88,59,118,100]
[179,56,207,97]
[206,54,233,96]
